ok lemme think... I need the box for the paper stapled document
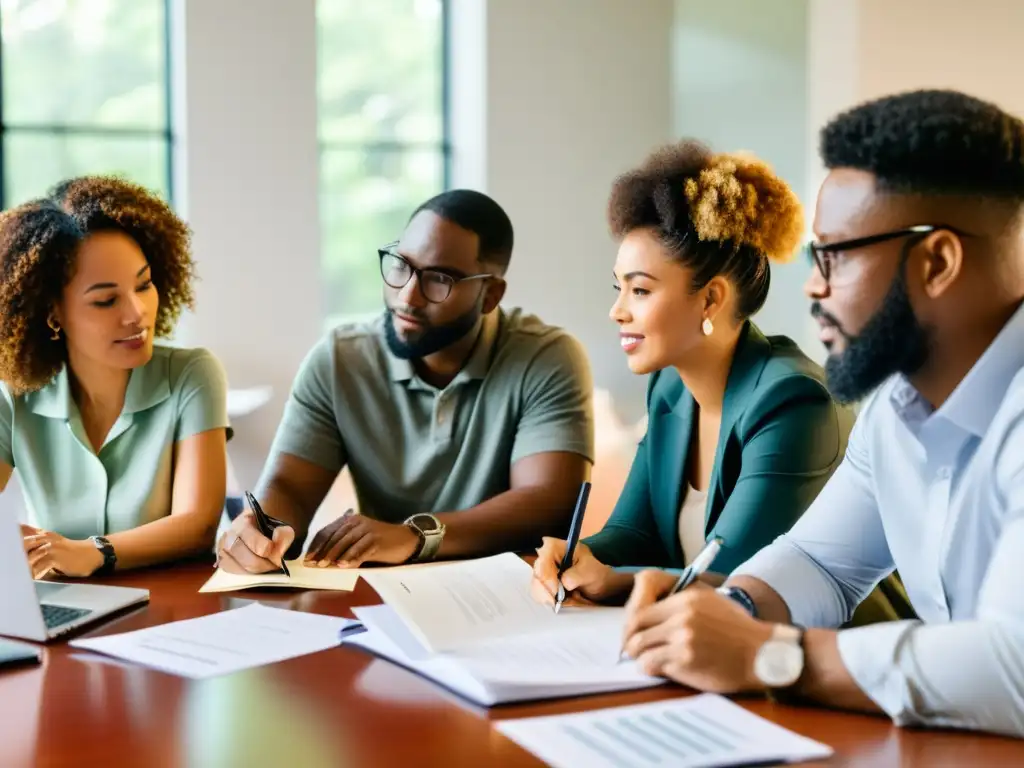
[71,603,357,678]
[497,693,834,768]
[343,552,665,705]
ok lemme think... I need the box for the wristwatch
[89,535,117,576]
[754,623,805,692]
[404,513,445,562]
[718,585,758,618]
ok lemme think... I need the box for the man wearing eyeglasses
[217,189,593,572]
[618,89,1024,738]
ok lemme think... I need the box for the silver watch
[404,513,445,562]
[753,624,805,688]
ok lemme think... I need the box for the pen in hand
[554,481,592,614]
[617,536,724,662]
[245,491,291,577]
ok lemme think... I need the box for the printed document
[497,694,834,768]
[358,552,561,653]
[71,603,356,678]
[343,603,665,705]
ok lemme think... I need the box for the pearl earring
[701,317,714,336]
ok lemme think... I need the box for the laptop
[0,513,150,642]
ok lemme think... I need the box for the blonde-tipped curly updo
[607,139,804,320]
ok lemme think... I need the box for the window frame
[317,0,451,327]
[0,0,175,209]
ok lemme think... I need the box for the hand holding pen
[618,537,724,661]
[529,482,630,609]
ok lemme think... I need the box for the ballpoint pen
[553,481,592,614]
[618,536,724,661]
[245,490,291,577]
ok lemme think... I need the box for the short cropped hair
[412,189,514,272]
[820,88,1024,199]
[608,139,804,320]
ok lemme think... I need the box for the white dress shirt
[733,303,1024,737]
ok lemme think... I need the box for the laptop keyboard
[41,604,92,630]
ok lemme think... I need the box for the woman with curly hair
[0,176,230,579]
[532,139,853,605]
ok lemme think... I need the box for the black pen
[554,481,592,614]
[245,491,291,577]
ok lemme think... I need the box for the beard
[813,266,932,404]
[384,303,482,360]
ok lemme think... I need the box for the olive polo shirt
[267,307,594,521]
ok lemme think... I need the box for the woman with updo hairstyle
[532,139,853,605]
[0,176,231,580]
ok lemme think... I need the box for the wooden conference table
[2,561,1023,768]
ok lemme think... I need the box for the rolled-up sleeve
[732,413,894,628]
[833,444,1024,737]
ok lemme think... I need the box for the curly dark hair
[820,89,1024,198]
[0,176,195,394]
[608,138,804,320]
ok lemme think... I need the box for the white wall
[674,0,816,359]
[172,0,322,490]
[807,0,1024,205]
[452,0,675,423]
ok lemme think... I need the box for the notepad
[71,603,357,678]
[343,552,665,705]
[497,694,834,768]
[199,560,362,593]
[198,558,448,594]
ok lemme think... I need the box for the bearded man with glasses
[619,89,1024,738]
[217,190,593,571]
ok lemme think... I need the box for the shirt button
[936,466,951,480]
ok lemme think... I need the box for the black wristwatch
[718,585,758,618]
[89,535,117,576]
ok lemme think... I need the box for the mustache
[810,302,843,332]
[389,306,428,323]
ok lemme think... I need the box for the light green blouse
[0,345,231,539]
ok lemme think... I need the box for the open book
[343,552,666,705]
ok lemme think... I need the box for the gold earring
[701,317,714,336]
[47,317,61,341]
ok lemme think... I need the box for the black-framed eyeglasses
[378,242,493,303]
[807,224,974,284]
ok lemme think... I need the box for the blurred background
[1,0,1020,529]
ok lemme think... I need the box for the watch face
[411,514,440,533]
[754,640,803,688]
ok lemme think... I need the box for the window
[317,0,448,323]
[0,0,172,208]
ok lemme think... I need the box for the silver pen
[618,536,725,662]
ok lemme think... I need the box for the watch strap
[89,536,117,575]
[404,515,444,562]
[718,585,758,618]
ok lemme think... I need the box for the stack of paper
[71,603,358,678]
[497,694,834,768]
[342,552,665,705]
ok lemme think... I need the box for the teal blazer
[585,322,853,576]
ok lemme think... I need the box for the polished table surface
[3,562,1024,768]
